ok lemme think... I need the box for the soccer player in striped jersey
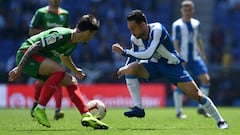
[112,9,228,129]
[8,14,109,129]
[29,0,69,120]
[172,0,211,119]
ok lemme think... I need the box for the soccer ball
[87,99,107,120]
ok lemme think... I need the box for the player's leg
[124,75,145,118]
[125,75,142,108]
[160,63,228,129]
[197,73,211,117]
[190,60,211,117]
[198,73,210,97]
[60,73,108,129]
[32,58,66,127]
[173,87,187,119]
[177,81,228,129]
[53,86,64,120]
[52,57,64,120]
[117,61,150,79]
[31,80,65,120]
[118,62,149,118]
[30,80,43,117]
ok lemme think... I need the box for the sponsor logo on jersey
[46,36,57,45]
[46,22,64,27]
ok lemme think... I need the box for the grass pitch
[0,107,238,135]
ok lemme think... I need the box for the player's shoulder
[149,22,162,29]
[148,22,164,33]
[149,22,167,34]
[54,27,71,32]
[172,18,184,26]
[36,6,48,13]
[43,27,72,40]
[59,7,69,14]
[48,27,72,35]
[190,18,200,25]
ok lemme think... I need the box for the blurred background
[0,0,240,107]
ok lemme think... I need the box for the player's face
[48,0,61,8]
[127,21,145,39]
[181,5,194,19]
[81,30,97,44]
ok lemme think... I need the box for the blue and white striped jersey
[172,18,201,62]
[123,22,183,65]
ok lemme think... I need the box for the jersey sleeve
[39,30,69,48]
[124,38,134,65]
[39,30,75,56]
[29,10,43,29]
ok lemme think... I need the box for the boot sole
[81,120,108,129]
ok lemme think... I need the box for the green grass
[0,107,238,135]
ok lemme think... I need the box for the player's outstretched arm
[8,42,42,82]
[60,56,86,80]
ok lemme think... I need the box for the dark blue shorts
[142,61,193,85]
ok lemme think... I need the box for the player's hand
[8,67,21,82]
[112,43,123,55]
[74,68,86,80]
[117,66,128,78]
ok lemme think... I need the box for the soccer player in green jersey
[29,0,69,120]
[8,14,109,129]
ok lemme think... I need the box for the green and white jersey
[20,27,77,57]
[29,6,69,30]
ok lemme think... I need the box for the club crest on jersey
[46,36,57,45]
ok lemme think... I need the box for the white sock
[84,112,92,115]
[201,96,224,123]
[174,88,183,114]
[199,84,210,108]
[125,76,142,108]
[37,104,45,109]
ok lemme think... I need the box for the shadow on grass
[116,127,213,131]
[13,127,213,131]
[117,128,161,131]
[13,129,84,132]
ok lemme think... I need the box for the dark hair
[127,10,147,24]
[77,14,100,32]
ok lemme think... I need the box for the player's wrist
[122,49,127,57]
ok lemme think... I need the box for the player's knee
[60,73,78,86]
[124,65,137,75]
[55,66,66,72]
[71,76,78,84]
[201,78,210,84]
